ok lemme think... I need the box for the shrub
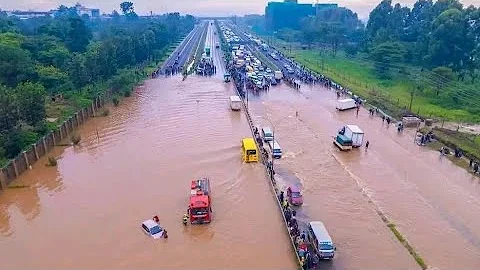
[47,156,57,166]
[123,90,131,97]
[101,108,110,116]
[113,97,120,107]
[71,133,81,145]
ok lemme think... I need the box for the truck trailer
[336,98,357,111]
[334,125,364,150]
[230,96,242,111]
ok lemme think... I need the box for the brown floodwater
[0,25,296,269]
[248,82,480,269]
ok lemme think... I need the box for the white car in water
[141,219,164,239]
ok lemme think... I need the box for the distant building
[6,2,100,20]
[265,0,338,31]
[73,2,100,18]
[6,10,54,20]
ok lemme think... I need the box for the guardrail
[229,74,303,270]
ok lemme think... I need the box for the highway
[160,21,207,74]
[227,22,310,82]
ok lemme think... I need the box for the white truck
[339,125,364,148]
[274,70,283,80]
[336,98,357,111]
[230,96,242,111]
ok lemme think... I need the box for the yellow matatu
[241,137,258,163]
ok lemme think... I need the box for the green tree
[14,82,46,126]
[369,41,406,78]
[0,43,35,87]
[428,8,473,77]
[0,85,19,133]
[120,2,134,14]
[66,53,89,88]
[36,65,70,94]
[65,17,92,52]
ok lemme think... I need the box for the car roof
[289,186,301,192]
[230,96,241,102]
[309,221,332,242]
[269,140,281,148]
[143,219,160,229]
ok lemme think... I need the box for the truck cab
[189,178,212,224]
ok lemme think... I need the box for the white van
[268,140,282,159]
[307,221,336,259]
[261,127,273,142]
[336,98,357,111]
[230,96,242,111]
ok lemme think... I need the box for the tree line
[0,2,195,165]
[242,0,479,117]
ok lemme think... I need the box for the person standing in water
[365,140,370,152]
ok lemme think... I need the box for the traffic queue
[240,124,336,270]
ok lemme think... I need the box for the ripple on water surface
[0,76,296,269]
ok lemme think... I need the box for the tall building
[265,1,338,31]
[73,2,100,18]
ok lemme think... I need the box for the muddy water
[0,71,296,268]
[248,83,480,269]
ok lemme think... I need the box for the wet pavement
[248,83,480,269]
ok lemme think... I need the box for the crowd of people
[197,58,217,76]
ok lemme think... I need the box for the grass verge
[288,50,479,121]
[420,127,480,169]
[387,223,427,269]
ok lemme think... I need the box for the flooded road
[248,83,480,269]
[0,25,296,268]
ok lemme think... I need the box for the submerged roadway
[232,23,480,269]
[0,21,296,269]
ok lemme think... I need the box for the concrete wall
[0,96,104,191]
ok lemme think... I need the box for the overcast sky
[0,0,477,20]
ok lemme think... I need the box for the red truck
[189,178,212,224]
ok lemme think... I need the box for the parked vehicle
[268,140,282,159]
[307,221,336,259]
[261,127,273,142]
[274,70,283,80]
[287,186,303,205]
[230,95,242,111]
[336,98,357,111]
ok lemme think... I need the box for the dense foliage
[244,0,479,120]
[366,0,478,79]
[0,3,194,164]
